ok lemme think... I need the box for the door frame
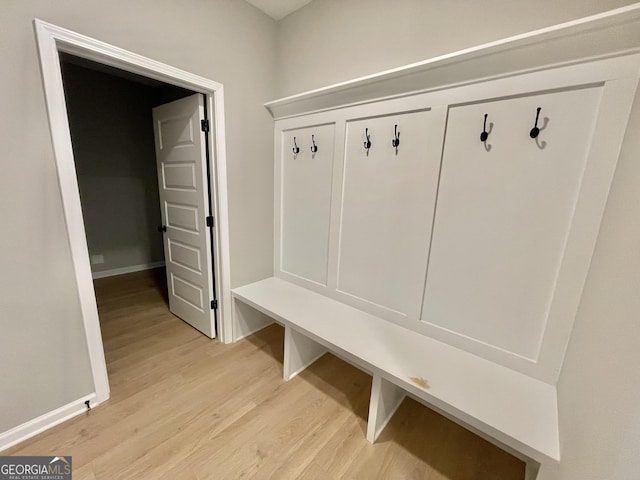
[34,19,233,405]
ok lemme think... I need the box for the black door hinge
[206,215,214,228]
[211,299,218,310]
[201,119,210,133]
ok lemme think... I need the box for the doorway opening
[60,53,189,281]
[60,52,218,333]
[35,20,232,408]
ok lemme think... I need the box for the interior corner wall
[0,0,276,435]
[275,0,638,97]
[553,87,640,480]
[61,62,165,276]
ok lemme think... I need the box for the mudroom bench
[229,13,640,478]
[232,277,559,477]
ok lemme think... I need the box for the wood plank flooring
[4,268,525,479]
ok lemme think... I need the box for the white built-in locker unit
[273,55,639,384]
[234,7,640,479]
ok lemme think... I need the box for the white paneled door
[152,94,216,338]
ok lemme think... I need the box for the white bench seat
[232,277,560,468]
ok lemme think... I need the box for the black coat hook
[364,128,372,155]
[480,114,489,142]
[310,135,318,153]
[392,124,400,154]
[292,137,300,155]
[530,107,542,139]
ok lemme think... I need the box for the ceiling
[245,0,314,21]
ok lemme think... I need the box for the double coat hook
[310,135,318,154]
[364,128,372,155]
[392,124,400,154]
[292,137,300,156]
[480,113,493,152]
[530,107,542,138]
[480,114,489,142]
[529,106,547,149]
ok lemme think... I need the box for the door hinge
[211,299,218,310]
[201,119,210,133]
[206,215,214,228]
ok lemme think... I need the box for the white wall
[62,61,167,275]
[0,0,276,434]
[553,87,640,480]
[275,1,640,478]
[276,0,636,97]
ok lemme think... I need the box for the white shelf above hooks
[265,3,640,119]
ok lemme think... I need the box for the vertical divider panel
[367,374,406,443]
[233,298,273,342]
[525,462,541,480]
[283,326,327,381]
[326,118,348,291]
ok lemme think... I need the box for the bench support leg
[532,461,558,480]
[283,326,327,381]
[525,461,540,480]
[233,300,273,342]
[367,374,406,443]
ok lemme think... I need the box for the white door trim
[33,19,234,406]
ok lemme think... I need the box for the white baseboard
[92,261,165,279]
[0,394,99,452]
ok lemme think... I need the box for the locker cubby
[280,124,335,286]
[421,87,603,360]
[336,110,442,318]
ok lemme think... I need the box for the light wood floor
[5,268,524,479]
